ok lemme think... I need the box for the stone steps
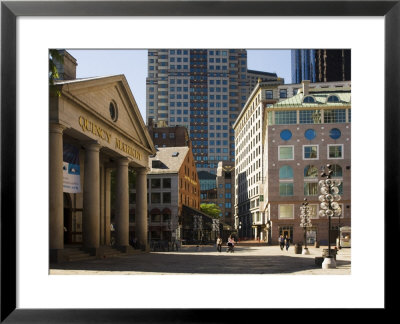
[63,248,97,262]
[101,247,127,258]
[61,246,144,262]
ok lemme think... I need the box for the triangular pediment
[58,75,155,155]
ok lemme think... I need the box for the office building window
[304,182,319,196]
[163,178,171,188]
[279,165,293,179]
[299,110,321,124]
[279,204,294,219]
[303,145,318,159]
[324,109,346,123]
[279,146,294,160]
[279,89,287,98]
[151,193,161,204]
[331,164,343,177]
[151,178,161,189]
[275,111,297,125]
[279,183,294,196]
[304,165,318,178]
[328,144,343,159]
[163,192,171,204]
[309,205,319,219]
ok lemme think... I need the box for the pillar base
[115,245,135,253]
[49,249,67,263]
[302,247,310,255]
[322,256,337,269]
[82,246,105,257]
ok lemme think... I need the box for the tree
[200,203,221,219]
[49,49,63,96]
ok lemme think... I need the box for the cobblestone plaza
[50,244,351,275]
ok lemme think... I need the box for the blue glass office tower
[291,49,351,83]
[291,49,316,83]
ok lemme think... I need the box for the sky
[67,49,292,119]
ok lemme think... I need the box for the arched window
[304,165,318,178]
[331,164,343,177]
[303,96,316,103]
[327,95,340,103]
[279,165,293,179]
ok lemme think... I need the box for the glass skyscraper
[291,49,351,84]
[291,49,317,84]
[146,49,280,173]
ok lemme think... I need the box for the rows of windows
[150,192,171,204]
[153,133,175,139]
[278,164,343,197]
[279,181,343,197]
[195,156,230,162]
[196,163,232,169]
[170,117,189,123]
[278,144,344,160]
[268,109,350,125]
[278,203,344,219]
[150,178,171,189]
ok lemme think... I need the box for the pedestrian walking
[216,237,222,252]
[279,235,284,250]
[227,236,235,252]
[285,235,291,251]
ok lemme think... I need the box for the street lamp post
[300,198,312,255]
[337,213,341,250]
[193,215,198,242]
[319,164,342,269]
[212,218,219,241]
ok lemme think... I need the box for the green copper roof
[272,88,351,108]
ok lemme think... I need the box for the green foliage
[200,203,221,219]
[49,49,63,97]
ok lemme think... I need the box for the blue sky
[67,49,291,118]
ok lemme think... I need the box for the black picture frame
[1,0,397,322]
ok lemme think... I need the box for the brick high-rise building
[147,118,191,149]
[234,80,351,245]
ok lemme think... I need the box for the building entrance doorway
[282,230,290,238]
[63,193,72,244]
[279,225,293,242]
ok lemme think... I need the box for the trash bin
[294,243,303,254]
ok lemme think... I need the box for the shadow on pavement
[50,252,351,274]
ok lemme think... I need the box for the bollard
[294,243,303,254]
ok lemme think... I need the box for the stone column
[82,142,101,253]
[104,168,112,246]
[49,123,66,259]
[115,158,130,251]
[135,167,149,251]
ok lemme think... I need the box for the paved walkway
[50,244,351,275]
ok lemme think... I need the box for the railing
[150,240,180,252]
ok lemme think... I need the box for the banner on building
[63,143,81,193]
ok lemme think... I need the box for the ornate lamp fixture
[319,164,342,269]
[300,198,312,254]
